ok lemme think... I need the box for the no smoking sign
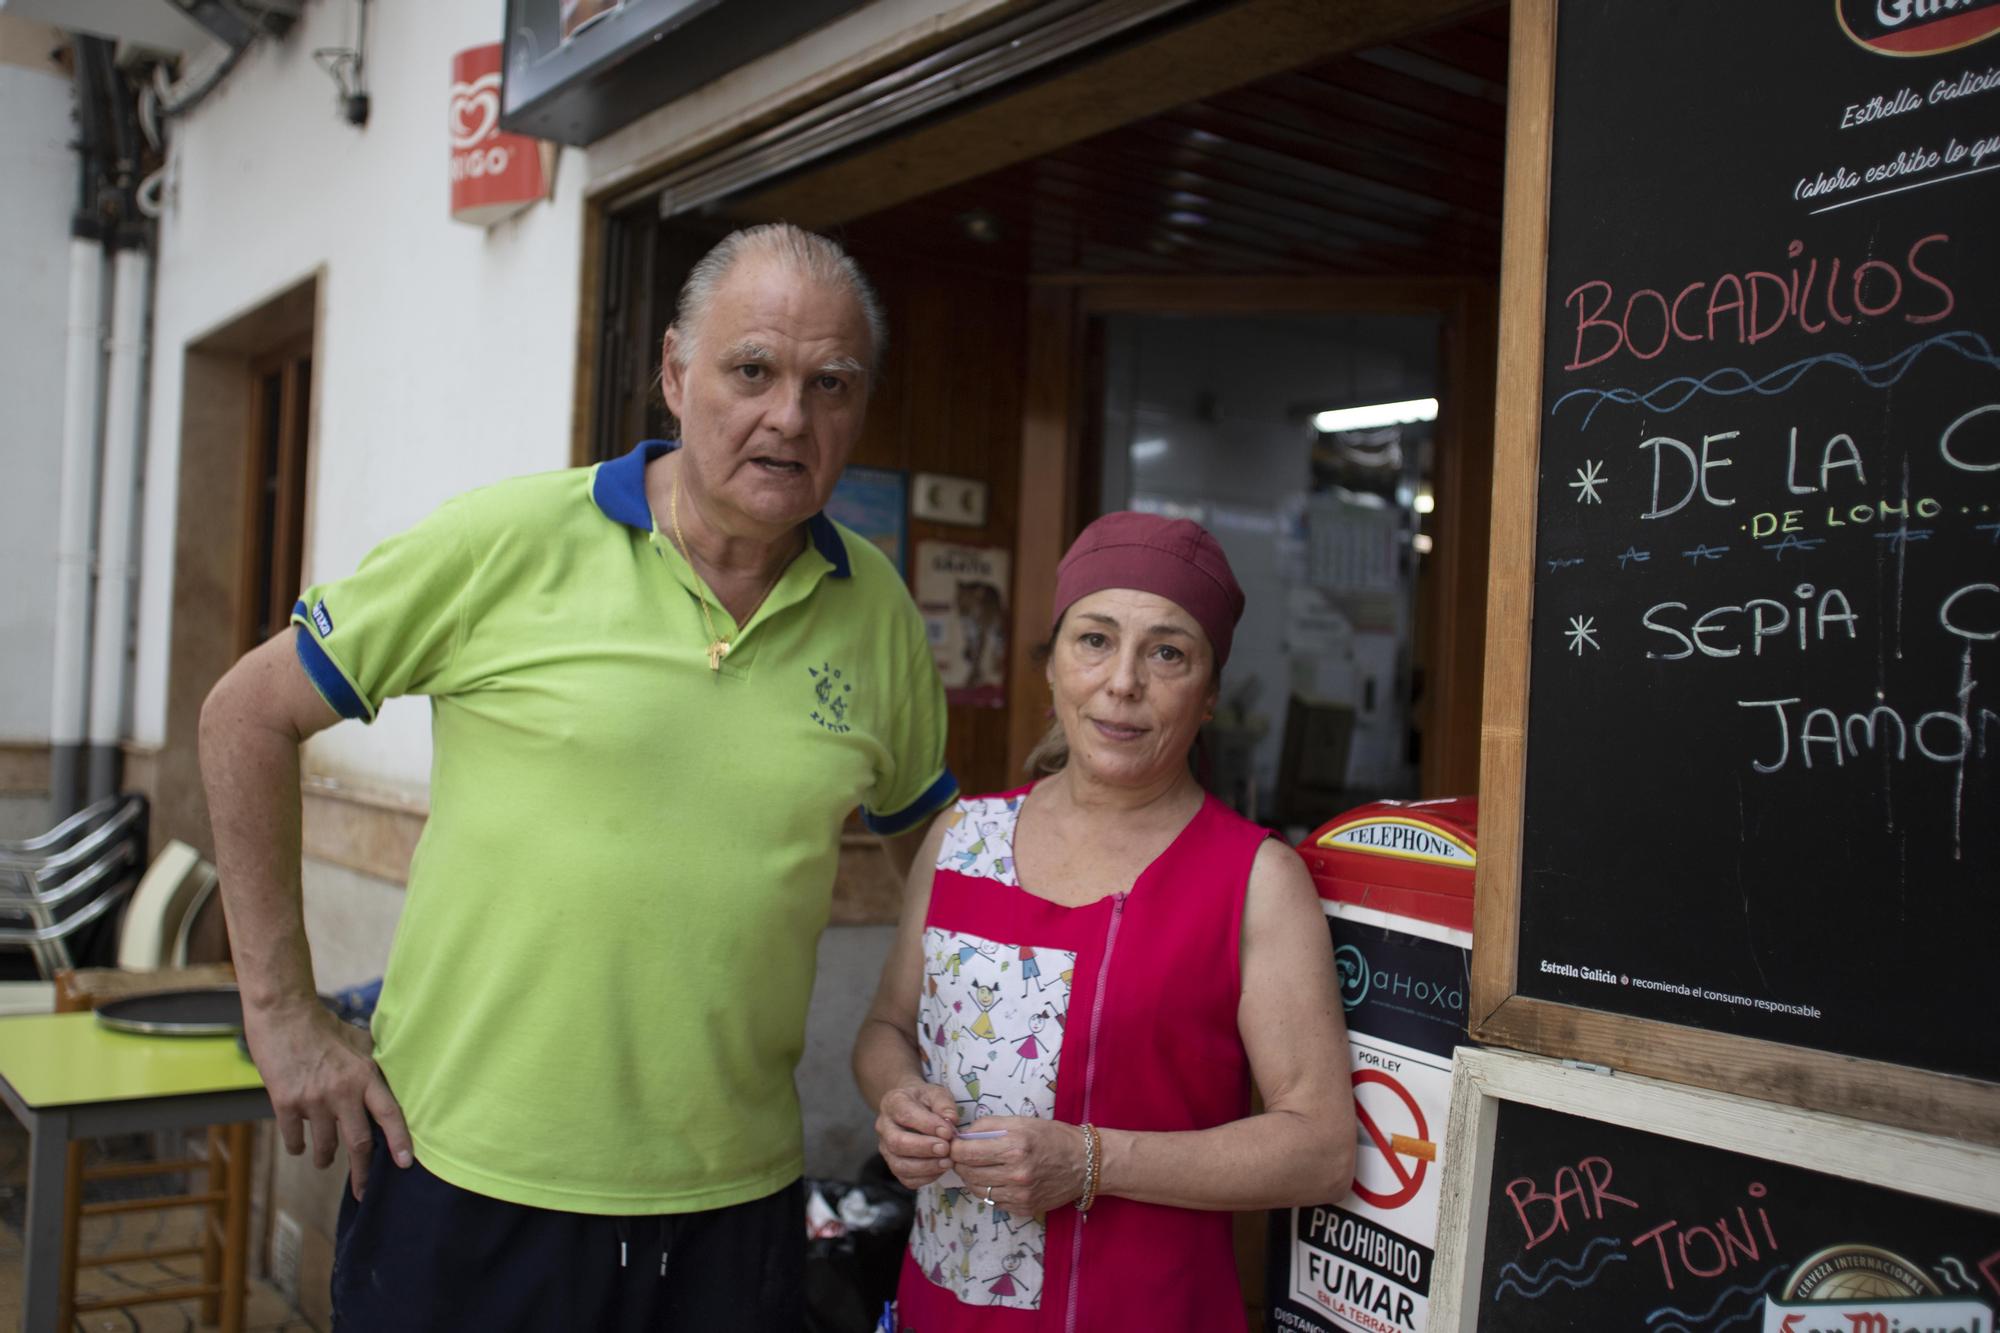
[1352,1068,1430,1210]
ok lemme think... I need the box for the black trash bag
[803,1157,915,1333]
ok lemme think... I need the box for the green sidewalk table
[0,1010,269,1331]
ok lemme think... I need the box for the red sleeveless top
[894,783,1272,1333]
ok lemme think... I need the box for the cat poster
[916,541,1010,708]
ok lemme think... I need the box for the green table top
[0,1011,263,1109]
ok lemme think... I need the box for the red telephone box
[1269,797,1476,1333]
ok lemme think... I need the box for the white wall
[133,0,588,797]
[0,26,76,744]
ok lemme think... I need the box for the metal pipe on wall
[86,244,150,803]
[50,36,115,820]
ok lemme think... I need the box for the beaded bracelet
[1077,1122,1102,1212]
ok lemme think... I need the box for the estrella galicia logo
[1838,0,2000,57]
[1335,944,1370,1011]
[311,600,334,637]
[808,662,853,734]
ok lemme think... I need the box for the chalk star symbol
[1682,544,1729,564]
[1873,526,1933,551]
[1565,615,1600,655]
[1569,459,1608,504]
[1760,534,1825,560]
[1615,546,1651,570]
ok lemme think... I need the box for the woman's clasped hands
[875,1081,959,1188]
[878,1082,1090,1215]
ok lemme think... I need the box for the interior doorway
[1096,311,1443,830]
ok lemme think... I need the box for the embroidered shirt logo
[311,600,335,636]
[808,662,853,733]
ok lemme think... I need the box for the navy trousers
[332,1130,805,1332]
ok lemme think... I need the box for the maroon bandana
[1050,511,1246,669]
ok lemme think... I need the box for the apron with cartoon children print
[895,786,1271,1333]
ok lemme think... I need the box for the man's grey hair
[670,223,887,374]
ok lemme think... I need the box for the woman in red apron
[855,511,1355,1332]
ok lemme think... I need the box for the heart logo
[447,72,502,150]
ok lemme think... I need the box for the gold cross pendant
[705,639,731,672]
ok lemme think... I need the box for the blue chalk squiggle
[1550,330,2000,427]
[1496,1234,1621,1289]
[1493,1237,1628,1302]
[1647,1264,1786,1327]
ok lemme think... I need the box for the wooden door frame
[1005,274,1498,796]
[1469,0,1999,1143]
[234,337,314,656]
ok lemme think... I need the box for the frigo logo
[448,71,502,150]
[1332,943,1466,1017]
[1838,0,2000,57]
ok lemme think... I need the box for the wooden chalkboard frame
[1469,0,2000,1144]
[1428,1047,2000,1331]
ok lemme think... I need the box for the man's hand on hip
[246,998,413,1201]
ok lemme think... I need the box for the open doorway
[580,4,1511,1308]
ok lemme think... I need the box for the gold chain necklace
[668,467,787,672]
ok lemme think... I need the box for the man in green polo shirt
[199,224,956,1329]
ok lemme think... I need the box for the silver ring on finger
[983,1185,994,1208]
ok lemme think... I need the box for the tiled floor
[0,1119,314,1333]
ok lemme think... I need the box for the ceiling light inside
[1313,397,1438,434]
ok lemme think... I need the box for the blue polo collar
[592,439,850,578]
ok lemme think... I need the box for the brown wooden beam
[732,0,1492,227]
[1419,281,1496,797]
[1007,285,1085,779]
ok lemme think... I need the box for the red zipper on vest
[1064,890,1126,1333]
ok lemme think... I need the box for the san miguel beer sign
[1838,0,2000,56]
[449,44,552,226]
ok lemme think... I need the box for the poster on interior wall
[826,466,907,574]
[916,541,1010,709]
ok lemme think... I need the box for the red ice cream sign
[449,45,548,227]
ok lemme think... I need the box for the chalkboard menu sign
[1504,0,2000,1084]
[1475,1101,2000,1332]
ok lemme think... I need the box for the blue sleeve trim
[291,605,371,722]
[863,768,959,836]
